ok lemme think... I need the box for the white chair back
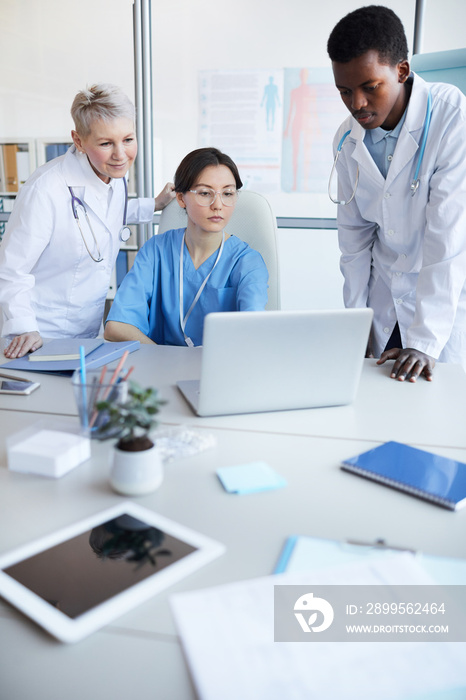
[157,190,280,310]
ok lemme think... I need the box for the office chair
[157,190,281,310]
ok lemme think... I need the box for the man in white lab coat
[327,6,466,381]
[0,83,174,359]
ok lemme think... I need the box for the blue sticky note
[216,462,287,494]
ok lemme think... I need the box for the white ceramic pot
[109,443,164,496]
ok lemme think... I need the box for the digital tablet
[0,502,225,643]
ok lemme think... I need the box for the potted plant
[96,382,166,496]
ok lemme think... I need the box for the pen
[122,366,135,382]
[0,372,35,383]
[101,350,129,400]
[79,345,88,429]
[87,375,99,413]
[346,538,417,554]
[89,365,109,429]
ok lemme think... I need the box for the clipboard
[274,534,466,584]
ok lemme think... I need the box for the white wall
[151,0,411,197]
[278,228,343,310]
[0,0,135,141]
[3,0,464,182]
[1,0,465,311]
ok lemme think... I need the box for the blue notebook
[28,338,104,362]
[341,441,466,511]
[0,340,140,375]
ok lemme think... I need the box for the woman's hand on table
[3,331,43,359]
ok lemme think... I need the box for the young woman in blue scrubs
[104,147,268,346]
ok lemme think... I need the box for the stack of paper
[170,555,466,700]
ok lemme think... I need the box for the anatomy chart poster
[281,67,346,194]
[199,69,284,192]
[199,67,346,196]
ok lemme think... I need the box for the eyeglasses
[188,187,238,207]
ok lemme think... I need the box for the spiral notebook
[341,441,466,511]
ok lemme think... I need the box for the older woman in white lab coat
[0,83,174,358]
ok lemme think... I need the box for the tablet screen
[4,513,197,619]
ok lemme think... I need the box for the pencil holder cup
[71,369,129,439]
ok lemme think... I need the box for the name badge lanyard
[179,230,225,347]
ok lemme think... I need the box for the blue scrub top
[106,227,269,346]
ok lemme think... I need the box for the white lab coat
[0,146,154,338]
[334,73,466,367]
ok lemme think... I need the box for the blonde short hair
[71,83,135,136]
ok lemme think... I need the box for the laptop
[177,308,373,417]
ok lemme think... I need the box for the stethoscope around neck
[69,177,131,263]
[328,90,433,205]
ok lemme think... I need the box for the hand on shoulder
[154,183,176,211]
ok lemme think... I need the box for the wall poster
[199,67,346,197]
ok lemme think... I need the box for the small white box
[7,425,91,478]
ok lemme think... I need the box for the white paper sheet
[170,554,466,700]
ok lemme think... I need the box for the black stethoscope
[69,177,131,263]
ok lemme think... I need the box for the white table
[2,346,466,448]
[0,347,465,700]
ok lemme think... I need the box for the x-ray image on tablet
[0,503,225,642]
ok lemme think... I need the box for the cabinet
[0,139,35,196]
[0,139,35,242]
[35,138,72,168]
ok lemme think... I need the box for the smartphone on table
[0,375,40,395]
